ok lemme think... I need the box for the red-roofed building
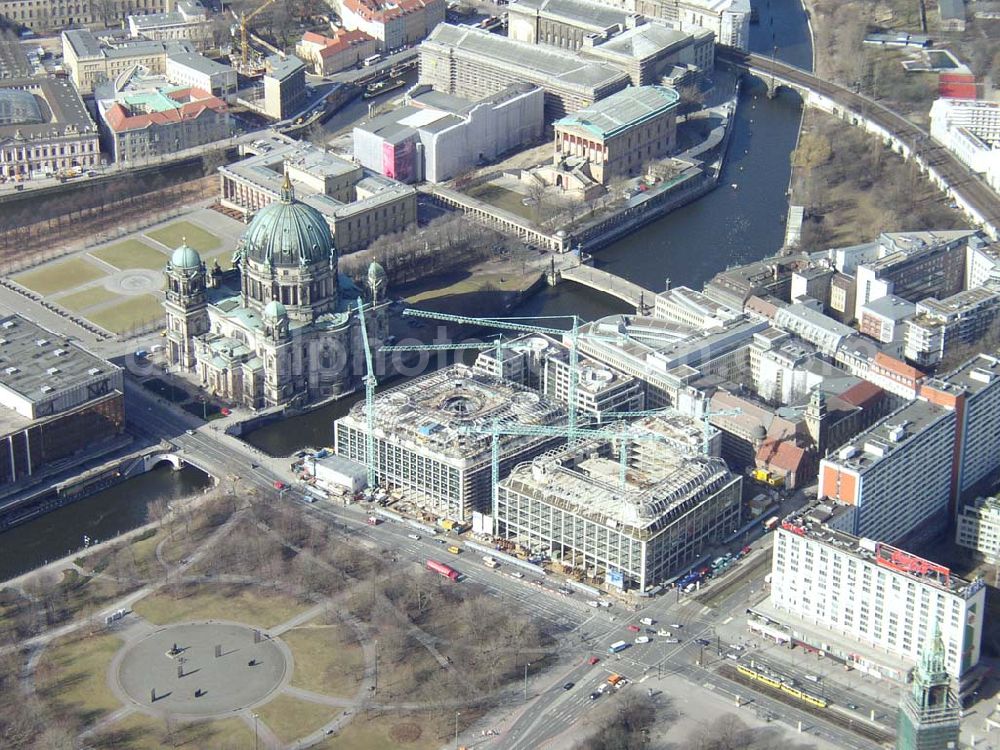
[755,438,811,489]
[97,85,229,163]
[339,0,445,50]
[296,29,379,75]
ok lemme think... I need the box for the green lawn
[405,272,535,305]
[87,294,163,334]
[91,239,169,271]
[312,712,443,750]
[132,583,310,629]
[147,221,221,253]
[14,258,106,296]
[56,286,121,313]
[93,713,255,750]
[283,624,364,698]
[255,693,334,744]
[36,633,123,728]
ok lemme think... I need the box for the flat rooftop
[424,23,628,92]
[168,51,233,77]
[918,286,1000,317]
[502,415,734,532]
[578,314,767,377]
[555,84,679,139]
[0,315,119,408]
[861,294,915,322]
[340,364,566,464]
[781,498,980,597]
[828,398,953,472]
[936,352,1000,396]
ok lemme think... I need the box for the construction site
[495,414,743,593]
[333,363,567,522]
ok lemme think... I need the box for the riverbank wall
[0,442,207,533]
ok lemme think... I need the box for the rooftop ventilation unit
[35,339,48,346]
[40,385,53,393]
[4,366,17,375]
[1,321,13,329]
[46,367,60,375]
[88,367,101,375]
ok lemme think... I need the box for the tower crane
[402,309,624,446]
[356,297,378,490]
[239,0,282,71]
[459,416,703,524]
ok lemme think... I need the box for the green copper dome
[237,175,335,269]
[170,242,202,269]
[263,300,287,319]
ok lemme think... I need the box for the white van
[363,54,382,66]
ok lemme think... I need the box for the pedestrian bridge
[557,264,657,314]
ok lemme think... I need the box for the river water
[0,0,811,577]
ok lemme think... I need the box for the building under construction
[472,334,644,420]
[495,415,741,592]
[333,364,565,521]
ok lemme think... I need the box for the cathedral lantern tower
[164,242,208,369]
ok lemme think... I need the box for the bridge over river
[552,260,657,314]
[719,47,1000,238]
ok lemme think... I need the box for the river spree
[0,0,813,573]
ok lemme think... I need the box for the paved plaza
[114,622,291,719]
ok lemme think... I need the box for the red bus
[426,559,459,580]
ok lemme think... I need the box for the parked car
[563,682,574,690]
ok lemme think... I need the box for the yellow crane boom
[240,0,282,69]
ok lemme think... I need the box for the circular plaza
[113,622,291,719]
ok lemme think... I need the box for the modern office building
[261,54,306,120]
[1,0,172,32]
[653,285,741,329]
[496,415,741,592]
[165,51,237,101]
[768,501,985,684]
[296,29,379,75]
[859,294,915,350]
[0,76,101,179]
[334,365,566,521]
[925,353,1000,499]
[353,83,544,183]
[575,313,768,407]
[418,23,630,123]
[472,333,644,419]
[853,231,976,322]
[817,398,957,545]
[336,0,445,50]
[127,1,209,48]
[164,176,386,408]
[96,77,228,163]
[550,84,678,185]
[219,134,417,254]
[904,287,1000,368]
[0,315,125,486]
[956,495,1000,564]
[896,634,962,750]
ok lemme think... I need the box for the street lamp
[523,661,532,702]
[252,712,259,750]
[454,711,461,749]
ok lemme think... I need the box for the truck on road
[482,556,499,568]
[426,559,459,580]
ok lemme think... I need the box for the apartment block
[768,501,984,684]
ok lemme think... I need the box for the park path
[239,707,283,750]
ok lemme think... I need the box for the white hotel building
[764,502,985,686]
[930,98,1000,193]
